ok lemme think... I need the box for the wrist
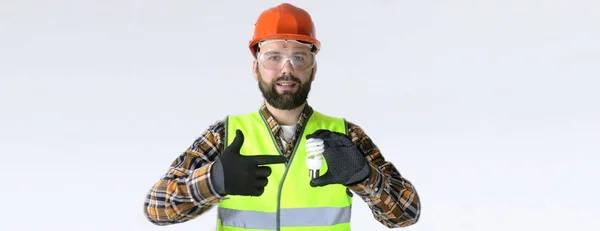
[346,164,378,197]
[186,163,227,204]
[344,163,371,186]
[208,160,226,196]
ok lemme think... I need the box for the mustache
[275,75,301,84]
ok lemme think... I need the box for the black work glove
[306,129,371,187]
[210,129,288,196]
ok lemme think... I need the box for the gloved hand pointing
[306,129,371,187]
[211,129,288,196]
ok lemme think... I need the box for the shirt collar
[259,102,313,140]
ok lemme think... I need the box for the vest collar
[259,103,314,151]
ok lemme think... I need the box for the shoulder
[187,119,226,154]
[312,110,367,141]
[224,111,263,124]
[343,120,368,142]
[342,120,381,158]
[310,109,365,136]
[205,119,227,135]
[310,109,347,124]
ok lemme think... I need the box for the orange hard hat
[249,3,321,58]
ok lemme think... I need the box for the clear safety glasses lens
[258,49,315,71]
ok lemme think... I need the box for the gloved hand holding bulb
[305,137,324,179]
[304,130,371,187]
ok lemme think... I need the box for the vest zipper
[259,111,312,231]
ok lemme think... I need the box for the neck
[264,101,305,126]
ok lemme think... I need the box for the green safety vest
[216,110,353,231]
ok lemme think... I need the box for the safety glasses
[257,48,315,71]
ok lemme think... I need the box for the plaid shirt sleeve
[345,121,422,228]
[144,120,226,225]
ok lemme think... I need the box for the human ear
[253,60,258,81]
[311,62,317,81]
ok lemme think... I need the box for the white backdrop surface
[1,0,599,230]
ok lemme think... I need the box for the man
[144,3,421,230]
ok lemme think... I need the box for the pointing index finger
[249,155,288,165]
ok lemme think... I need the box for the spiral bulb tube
[305,138,324,179]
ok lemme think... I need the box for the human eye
[267,55,282,61]
[292,55,305,61]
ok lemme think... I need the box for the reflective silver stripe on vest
[218,206,351,229]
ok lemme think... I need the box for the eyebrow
[263,50,310,56]
[263,51,281,55]
[292,51,309,55]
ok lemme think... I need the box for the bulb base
[309,169,320,179]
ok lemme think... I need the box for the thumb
[228,129,245,154]
[310,172,334,187]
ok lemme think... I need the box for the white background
[1,0,599,230]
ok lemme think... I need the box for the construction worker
[144,3,421,230]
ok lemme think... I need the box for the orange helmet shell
[249,3,321,58]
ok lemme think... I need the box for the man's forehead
[259,40,312,51]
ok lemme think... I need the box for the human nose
[280,59,295,75]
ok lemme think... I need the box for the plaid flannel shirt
[144,103,421,228]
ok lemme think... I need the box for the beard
[257,71,313,110]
